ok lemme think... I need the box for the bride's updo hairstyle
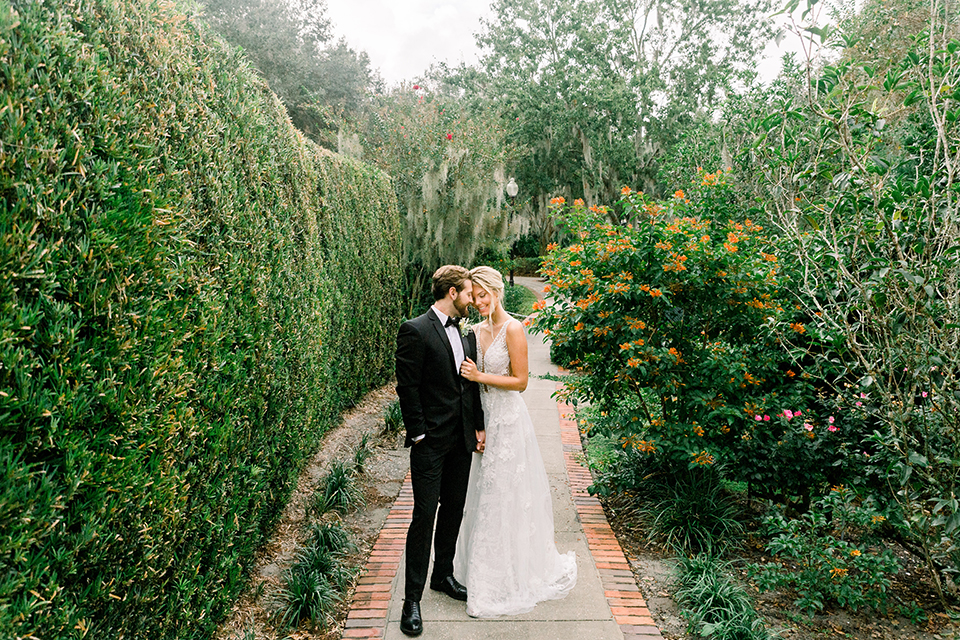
[469,266,505,307]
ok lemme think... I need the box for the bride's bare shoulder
[505,318,526,339]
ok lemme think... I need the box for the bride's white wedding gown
[453,320,577,618]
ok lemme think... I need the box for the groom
[395,265,486,637]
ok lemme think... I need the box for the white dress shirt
[432,305,465,370]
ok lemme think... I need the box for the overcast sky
[325,0,812,88]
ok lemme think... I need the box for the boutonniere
[460,322,471,338]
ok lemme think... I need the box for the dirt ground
[214,383,407,640]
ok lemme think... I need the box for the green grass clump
[636,471,744,556]
[305,521,355,555]
[353,434,373,475]
[384,400,405,434]
[276,521,357,628]
[307,461,365,518]
[674,555,773,640]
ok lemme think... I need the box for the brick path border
[557,388,664,640]
[341,474,412,640]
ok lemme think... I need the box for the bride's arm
[459,321,529,392]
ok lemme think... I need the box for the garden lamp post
[506,178,519,286]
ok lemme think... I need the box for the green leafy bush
[749,487,900,615]
[532,191,855,504]
[0,1,399,638]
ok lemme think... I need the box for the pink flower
[921,391,928,398]
[446,133,453,140]
[763,415,770,421]
[828,425,838,432]
[755,415,762,421]
[794,410,802,416]
[828,416,835,424]
[783,409,794,420]
[413,84,420,90]
[804,423,813,431]
[855,401,863,407]
[860,392,867,399]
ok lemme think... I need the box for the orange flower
[570,260,582,266]
[621,186,631,195]
[650,288,663,297]
[692,450,715,466]
[532,300,546,311]
[574,198,585,206]
[790,322,806,334]
[627,357,641,368]
[620,343,631,351]
[674,189,685,200]
[574,322,584,331]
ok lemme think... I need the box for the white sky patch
[326,0,493,86]
[326,0,848,88]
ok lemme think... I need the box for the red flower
[446,133,453,140]
[413,84,420,90]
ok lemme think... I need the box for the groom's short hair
[432,265,471,300]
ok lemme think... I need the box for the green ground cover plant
[0,1,400,638]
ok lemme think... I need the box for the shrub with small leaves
[748,487,899,615]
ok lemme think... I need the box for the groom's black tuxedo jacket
[395,308,484,453]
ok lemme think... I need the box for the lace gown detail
[453,320,577,618]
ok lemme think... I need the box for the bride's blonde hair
[469,266,504,308]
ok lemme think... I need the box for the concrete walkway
[342,279,663,640]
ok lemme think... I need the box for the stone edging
[557,387,664,640]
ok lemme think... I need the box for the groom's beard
[453,298,470,317]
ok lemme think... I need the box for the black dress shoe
[430,575,468,601]
[400,599,423,637]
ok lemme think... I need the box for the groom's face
[452,280,474,317]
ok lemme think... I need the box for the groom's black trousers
[405,433,472,602]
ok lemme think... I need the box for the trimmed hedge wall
[0,1,400,638]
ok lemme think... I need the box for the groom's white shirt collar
[431,305,450,325]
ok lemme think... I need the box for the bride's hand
[460,357,480,382]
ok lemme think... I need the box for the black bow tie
[445,316,461,328]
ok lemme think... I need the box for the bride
[453,266,577,618]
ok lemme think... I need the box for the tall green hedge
[0,0,400,638]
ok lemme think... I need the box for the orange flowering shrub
[534,188,835,494]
